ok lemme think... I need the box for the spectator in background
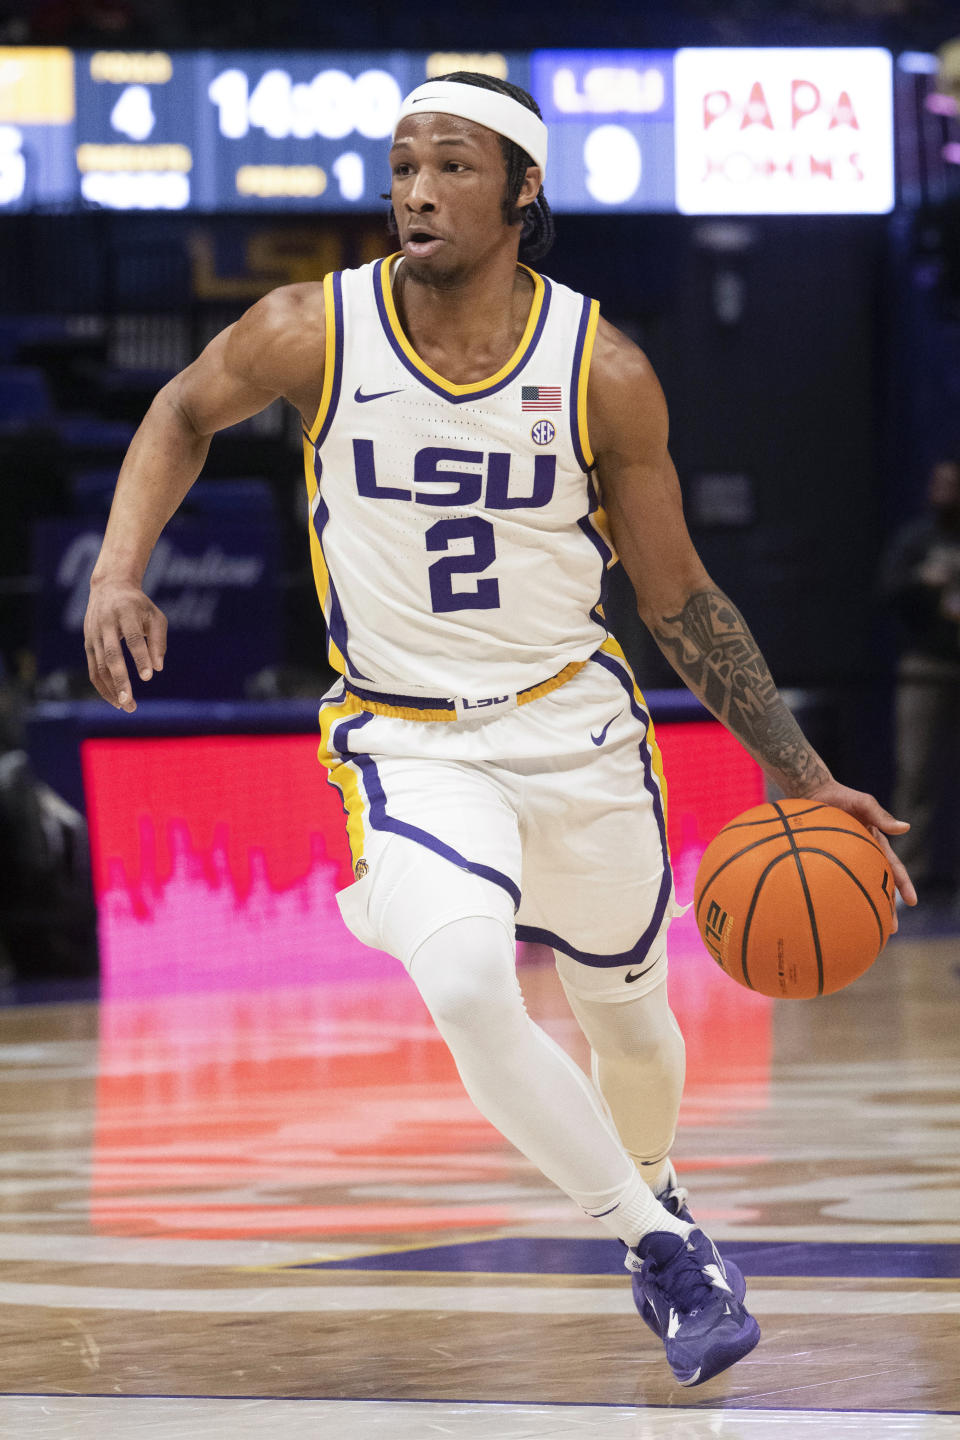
[0,649,97,986]
[882,458,960,905]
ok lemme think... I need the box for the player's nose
[405,169,439,210]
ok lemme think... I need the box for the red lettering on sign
[828,90,860,130]
[791,79,821,129]
[740,80,774,130]
[703,89,731,130]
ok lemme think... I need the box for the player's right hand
[83,580,167,713]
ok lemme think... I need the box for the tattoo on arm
[652,589,830,793]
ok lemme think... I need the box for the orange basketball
[693,799,896,999]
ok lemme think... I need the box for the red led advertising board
[82,722,765,999]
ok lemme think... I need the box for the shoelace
[643,1238,717,1317]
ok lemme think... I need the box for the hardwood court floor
[0,923,956,1438]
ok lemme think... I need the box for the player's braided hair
[437,72,555,261]
[385,71,556,262]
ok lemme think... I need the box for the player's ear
[517,166,542,207]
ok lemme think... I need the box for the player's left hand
[805,780,917,924]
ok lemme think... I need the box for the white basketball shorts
[317,637,679,1002]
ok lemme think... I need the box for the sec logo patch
[531,419,556,446]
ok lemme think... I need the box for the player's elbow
[155,375,211,443]
[632,563,715,629]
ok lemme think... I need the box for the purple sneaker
[631,1170,746,1334]
[627,1228,760,1386]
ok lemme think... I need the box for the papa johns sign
[674,48,894,214]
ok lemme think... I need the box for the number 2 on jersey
[426,517,500,613]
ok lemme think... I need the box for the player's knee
[572,984,684,1063]
[409,917,521,1039]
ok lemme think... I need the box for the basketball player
[83,74,916,1386]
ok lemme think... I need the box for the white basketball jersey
[302,254,616,697]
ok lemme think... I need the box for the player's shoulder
[245,281,327,335]
[531,269,658,396]
[241,257,380,335]
[230,281,327,363]
[591,315,659,391]
[220,282,328,407]
[587,314,668,441]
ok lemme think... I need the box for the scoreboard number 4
[110,85,156,142]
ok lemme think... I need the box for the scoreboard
[74,50,198,211]
[0,45,896,215]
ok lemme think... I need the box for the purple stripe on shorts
[516,924,663,970]
[329,714,522,910]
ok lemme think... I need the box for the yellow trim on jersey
[599,635,669,831]
[302,432,346,675]
[378,254,546,396]
[306,271,339,444]
[585,470,618,568]
[592,503,616,565]
[342,659,586,724]
[318,693,368,864]
[576,298,601,469]
[516,658,585,707]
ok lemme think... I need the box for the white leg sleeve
[559,976,686,1192]
[408,917,688,1246]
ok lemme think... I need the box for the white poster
[674,48,894,214]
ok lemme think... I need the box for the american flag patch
[521,385,562,411]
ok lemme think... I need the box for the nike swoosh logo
[705,1261,733,1293]
[354,387,404,403]
[590,710,622,746]
[624,965,652,984]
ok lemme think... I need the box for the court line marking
[1,1392,958,1413]
[0,1234,364,1265]
[0,1393,957,1423]
[4,1218,960,1243]
[0,1282,956,1314]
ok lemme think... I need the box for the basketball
[694,800,897,999]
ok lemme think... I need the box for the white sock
[582,1167,692,1248]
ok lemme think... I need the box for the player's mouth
[404,229,444,258]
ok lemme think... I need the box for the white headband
[395,80,548,178]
